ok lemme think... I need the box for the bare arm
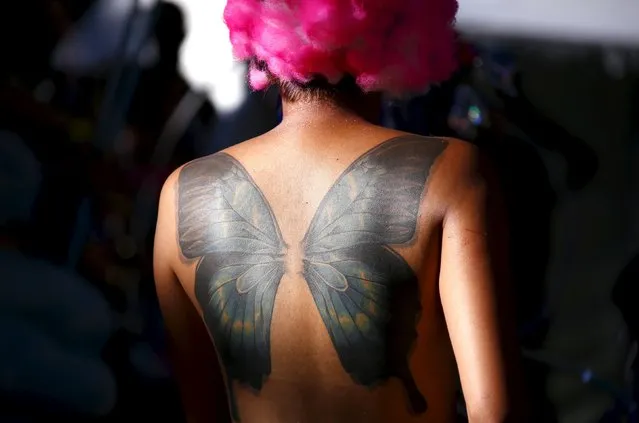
[439,147,524,422]
[154,175,231,423]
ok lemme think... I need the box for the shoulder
[158,162,185,213]
[157,156,214,237]
[155,167,182,268]
[160,152,231,196]
[435,137,485,185]
[155,157,209,265]
[424,137,497,215]
[156,151,238,249]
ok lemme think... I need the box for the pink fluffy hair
[224,0,459,95]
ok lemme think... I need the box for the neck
[280,93,382,127]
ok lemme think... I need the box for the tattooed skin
[177,136,448,421]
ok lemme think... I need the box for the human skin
[154,94,523,423]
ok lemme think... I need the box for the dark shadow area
[0,1,217,421]
[612,253,639,408]
[384,40,635,422]
[439,60,560,422]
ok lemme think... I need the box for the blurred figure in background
[128,1,216,167]
[78,3,216,421]
[0,131,117,420]
[0,131,42,252]
[0,2,72,138]
[0,1,96,264]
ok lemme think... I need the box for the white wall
[457,0,639,46]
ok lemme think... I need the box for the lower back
[223,268,458,423]
[232,377,457,423]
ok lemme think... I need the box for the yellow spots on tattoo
[339,315,353,328]
[222,312,230,324]
[367,301,377,316]
[329,308,337,320]
[359,271,371,289]
[228,320,254,334]
[355,313,370,330]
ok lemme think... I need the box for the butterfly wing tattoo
[301,137,448,413]
[177,153,286,413]
[177,136,447,419]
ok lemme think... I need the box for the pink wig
[224,0,459,95]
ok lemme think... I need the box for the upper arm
[438,145,523,422]
[154,171,230,423]
[154,172,179,291]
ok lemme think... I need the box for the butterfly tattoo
[177,136,447,420]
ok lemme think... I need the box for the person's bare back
[155,115,520,422]
[154,1,521,420]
